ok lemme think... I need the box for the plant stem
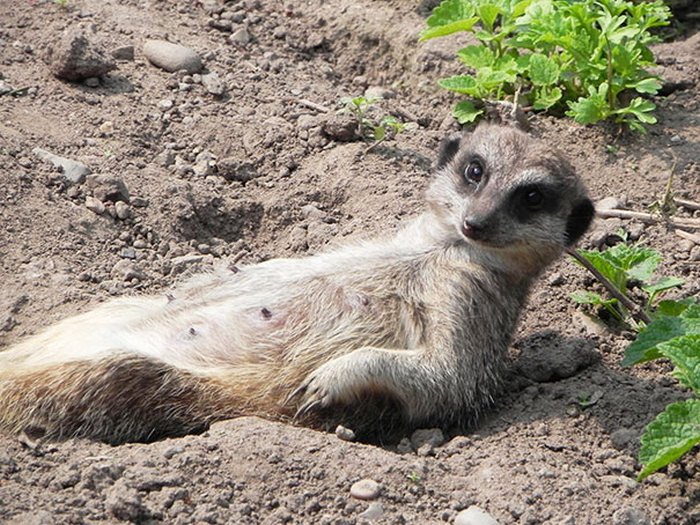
[566,247,652,325]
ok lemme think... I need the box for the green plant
[570,242,683,326]
[54,0,69,7]
[406,471,422,483]
[420,0,670,131]
[621,300,700,479]
[338,96,415,151]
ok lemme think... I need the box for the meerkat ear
[436,132,463,168]
[565,198,595,246]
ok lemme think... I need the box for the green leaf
[533,85,562,110]
[452,100,483,124]
[656,299,695,318]
[638,399,700,480]
[528,53,559,86]
[658,335,700,393]
[438,75,481,96]
[457,45,495,68]
[478,4,501,31]
[372,125,385,142]
[642,276,684,299]
[420,0,479,41]
[566,85,609,124]
[632,77,661,95]
[570,290,607,305]
[420,17,481,41]
[622,305,700,366]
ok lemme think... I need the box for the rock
[455,506,501,525]
[595,197,622,213]
[359,502,384,521]
[612,507,651,525]
[217,157,258,182]
[46,32,116,81]
[0,80,13,95]
[515,332,599,382]
[86,174,130,203]
[85,196,106,215]
[349,479,381,501]
[229,26,251,45]
[193,150,216,177]
[321,113,361,141]
[111,260,144,282]
[335,425,356,442]
[84,77,100,87]
[690,246,700,262]
[111,45,135,61]
[201,71,225,96]
[626,221,645,241]
[143,40,202,74]
[365,86,396,99]
[410,428,445,450]
[32,147,91,184]
[396,437,413,454]
[114,201,131,220]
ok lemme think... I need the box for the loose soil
[0,1,699,524]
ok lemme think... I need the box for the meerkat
[0,124,594,445]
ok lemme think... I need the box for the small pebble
[595,197,621,213]
[85,196,105,215]
[84,77,100,87]
[455,506,501,525]
[229,27,251,45]
[358,502,384,521]
[112,45,135,61]
[201,72,225,96]
[350,479,381,501]
[115,201,131,220]
[335,425,356,442]
[143,39,202,74]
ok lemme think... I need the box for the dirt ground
[1,1,699,523]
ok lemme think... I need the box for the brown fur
[0,125,594,443]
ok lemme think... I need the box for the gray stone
[47,32,116,81]
[410,428,445,450]
[612,507,651,525]
[455,506,501,525]
[84,77,100,87]
[112,45,135,61]
[229,27,251,45]
[595,197,622,212]
[335,425,356,442]
[349,479,381,500]
[114,201,131,220]
[86,174,130,203]
[359,502,384,521]
[111,260,144,282]
[321,113,361,142]
[85,196,105,215]
[201,71,225,96]
[32,147,91,184]
[365,86,396,99]
[143,40,202,74]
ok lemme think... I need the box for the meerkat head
[426,124,594,273]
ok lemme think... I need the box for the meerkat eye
[464,160,484,185]
[523,187,544,209]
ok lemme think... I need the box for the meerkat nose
[462,217,485,240]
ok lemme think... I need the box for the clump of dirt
[0,1,699,523]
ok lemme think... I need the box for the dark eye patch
[510,183,560,221]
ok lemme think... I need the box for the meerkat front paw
[289,356,368,418]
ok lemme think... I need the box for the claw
[294,399,322,420]
[285,383,307,405]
